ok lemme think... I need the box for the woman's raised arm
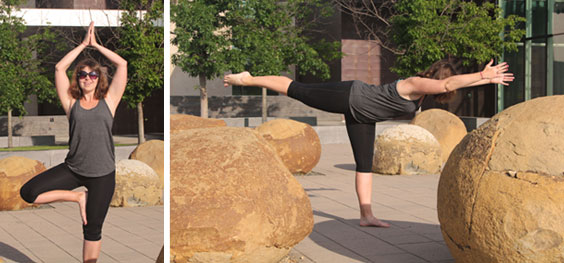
[89,24,127,115]
[402,60,513,96]
[55,22,93,117]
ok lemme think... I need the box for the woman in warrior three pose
[224,59,513,227]
[20,22,127,262]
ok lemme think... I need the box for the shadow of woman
[307,210,452,262]
[334,163,356,171]
[0,242,34,263]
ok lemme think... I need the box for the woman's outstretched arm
[55,23,92,117]
[89,23,127,115]
[402,60,513,96]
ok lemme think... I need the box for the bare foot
[78,191,88,225]
[360,216,390,228]
[223,71,251,87]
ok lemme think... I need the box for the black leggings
[20,163,115,241]
[288,81,375,173]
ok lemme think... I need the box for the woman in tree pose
[20,21,127,262]
[224,59,513,227]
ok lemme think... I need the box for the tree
[0,0,56,148]
[171,0,231,118]
[115,0,164,144]
[227,0,341,122]
[335,0,525,76]
[172,0,341,119]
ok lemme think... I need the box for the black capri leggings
[20,163,115,241]
[288,81,375,173]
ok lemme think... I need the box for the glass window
[554,34,564,95]
[504,45,525,108]
[532,0,548,42]
[531,44,547,98]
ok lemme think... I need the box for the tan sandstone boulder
[372,124,442,175]
[130,140,164,186]
[170,114,226,135]
[438,95,564,263]
[410,108,467,163]
[256,119,321,174]
[0,156,45,211]
[171,127,313,262]
[111,159,162,207]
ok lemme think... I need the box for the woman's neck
[81,92,96,101]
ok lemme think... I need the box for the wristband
[480,72,484,79]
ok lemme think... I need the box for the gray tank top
[348,80,421,123]
[65,98,115,177]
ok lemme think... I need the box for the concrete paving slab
[0,205,163,262]
[289,143,454,263]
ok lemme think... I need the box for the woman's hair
[416,60,458,104]
[69,59,109,100]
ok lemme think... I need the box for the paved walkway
[0,203,163,262]
[289,143,454,263]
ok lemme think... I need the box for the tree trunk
[262,87,267,123]
[8,109,13,148]
[199,75,208,118]
[138,101,146,144]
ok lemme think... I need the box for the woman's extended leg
[345,113,390,227]
[225,72,354,114]
[20,163,87,224]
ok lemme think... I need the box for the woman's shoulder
[396,77,425,100]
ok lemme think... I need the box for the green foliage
[0,0,56,115]
[227,0,340,79]
[391,0,525,77]
[116,0,164,108]
[171,0,231,80]
[171,0,340,81]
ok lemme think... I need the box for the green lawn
[0,144,136,152]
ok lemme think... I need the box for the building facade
[500,0,564,111]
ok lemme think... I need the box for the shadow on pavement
[334,163,356,171]
[304,187,338,198]
[310,210,450,262]
[0,242,34,263]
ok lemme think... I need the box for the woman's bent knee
[19,183,38,204]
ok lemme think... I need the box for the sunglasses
[78,71,99,80]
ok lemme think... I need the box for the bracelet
[480,72,484,79]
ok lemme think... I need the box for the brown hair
[416,60,458,104]
[69,59,109,100]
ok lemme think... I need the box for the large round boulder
[372,124,442,175]
[171,114,226,135]
[111,159,162,207]
[256,119,321,174]
[129,140,164,186]
[438,95,564,263]
[410,108,467,163]
[0,156,45,211]
[171,127,313,262]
